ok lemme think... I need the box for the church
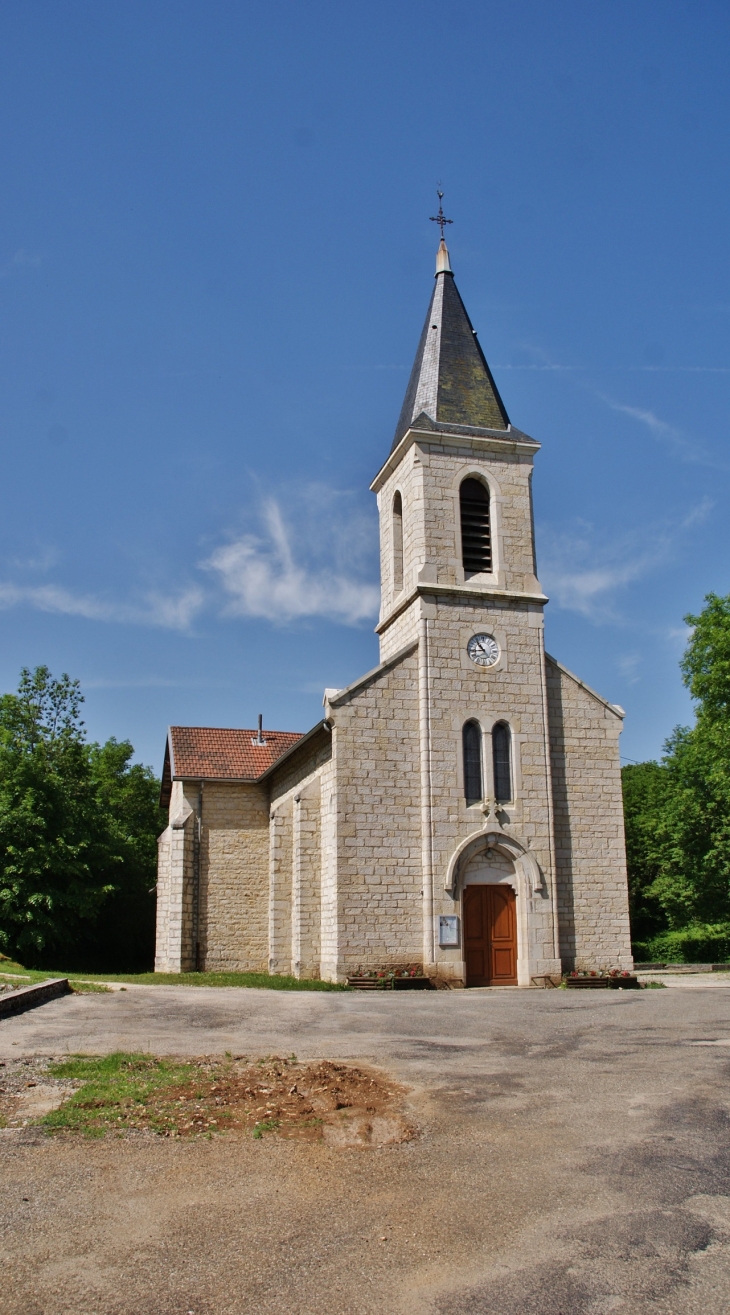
[154,231,634,987]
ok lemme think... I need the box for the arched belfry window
[463,720,483,805]
[460,478,492,576]
[492,722,512,803]
[392,491,403,592]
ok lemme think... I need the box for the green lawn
[0,958,349,991]
[41,1052,198,1135]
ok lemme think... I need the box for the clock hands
[468,634,498,666]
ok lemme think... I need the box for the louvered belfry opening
[463,720,483,805]
[460,478,492,576]
[493,722,512,803]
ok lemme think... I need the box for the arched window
[460,478,492,576]
[463,720,483,805]
[492,722,512,803]
[392,491,403,592]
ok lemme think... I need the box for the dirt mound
[154,1058,415,1146]
[10,1054,417,1146]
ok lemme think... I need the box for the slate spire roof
[391,238,510,453]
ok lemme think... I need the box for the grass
[0,958,348,991]
[252,1118,280,1139]
[33,1053,395,1143]
[41,1052,196,1136]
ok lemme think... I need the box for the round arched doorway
[462,847,518,987]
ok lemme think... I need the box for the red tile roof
[168,725,304,783]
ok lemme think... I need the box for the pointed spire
[391,243,510,453]
[435,238,451,274]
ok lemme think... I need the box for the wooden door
[464,885,490,986]
[463,885,517,987]
[487,885,517,984]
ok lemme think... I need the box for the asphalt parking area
[1,979,730,1315]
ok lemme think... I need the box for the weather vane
[430,188,453,239]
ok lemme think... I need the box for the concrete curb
[0,978,70,1019]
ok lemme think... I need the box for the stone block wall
[268,729,332,978]
[292,781,321,978]
[319,756,338,980]
[424,597,560,981]
[328,645,422,978]
[545,656,633,972]
[268,798,293,975]
[197,782,269,973]
[154,781,195,972]
[376,433,542,663]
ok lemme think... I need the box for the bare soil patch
[155,1057,415,1146]
[3,1053,415,1147]
[0,1057,77,1127]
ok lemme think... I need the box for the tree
[623,592,730,955]
[680,593,730,721]
[0,666,163,970]
[79,739,162,971]
[620,760,667,943]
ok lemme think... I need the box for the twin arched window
[460,478,492,576]
[463,720,482,805]
[462,720,512,805]
[492,722,512,804]
[392,491,403,592]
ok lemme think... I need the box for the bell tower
[371,235,545,662]
[370,233,561,982]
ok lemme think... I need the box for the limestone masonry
[155,237,633,985]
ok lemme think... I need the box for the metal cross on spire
[430,189,453,239]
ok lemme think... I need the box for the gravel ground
[1,978,729,1314]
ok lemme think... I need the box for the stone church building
[155,236,633,986]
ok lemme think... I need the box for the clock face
[467,633,499,667]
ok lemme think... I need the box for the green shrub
[634,923,730,963]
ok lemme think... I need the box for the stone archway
[444,827,557,987]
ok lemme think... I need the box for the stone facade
[546,656,633,971]
[155,239,633,984]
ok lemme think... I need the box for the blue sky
[1,0,729,772]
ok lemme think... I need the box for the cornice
[376,583,548,635]
[370,424,540,493]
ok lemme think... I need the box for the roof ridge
[169,724,303,736]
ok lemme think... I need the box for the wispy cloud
[204,492,380,626]
[0,582,204,631]
[539,501,713,622]
[0,484,379,634]
[618,653,642,685]
[598,394,726,469]
[539,530,655,620]
[604,400,673,435]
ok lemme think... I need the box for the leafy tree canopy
[0,666,163,970]
[681,593,730,722]
[624,592,730,958]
